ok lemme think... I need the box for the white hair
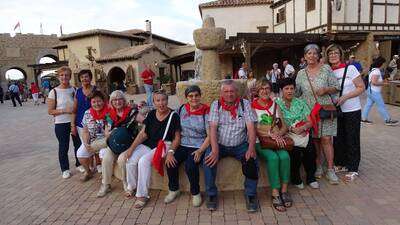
[109,90,127,106]
[220,79,238,91]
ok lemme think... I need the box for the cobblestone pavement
[0,95,400,225]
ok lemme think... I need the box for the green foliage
[157,74,172,84]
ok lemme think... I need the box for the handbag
[305,70,337,120]
[287,121,309,148]
[258,103,294,151]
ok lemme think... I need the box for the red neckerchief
[184,103,210,117]
[90,105,110,121]
[251,98,273,115]
[220,97,240,119]
[310,103,322,136]
[331,63,346,71]
[152,140,166,176]
[108,106,131,126]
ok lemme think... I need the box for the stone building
[56,26,191,94]
[199,0,400,78]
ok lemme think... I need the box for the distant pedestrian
[299,57,307,70]
[0,86,4,104]
[388,55,399,80]
[267,63,281,94]
[30,82,40,106]
[348,55,363,73]
[283,60,295,79]
[8,82,22,107]
[42,79,50,104]
[140,64,155,107]
[238,62,249,79]
[246,71,257,100]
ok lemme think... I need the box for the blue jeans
[362,88,390,122]
[144,84,153,107]
[203,142,258,197]
[54,123,82,172]
[166,145,208,195]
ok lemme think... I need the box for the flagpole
[19,23,22,34]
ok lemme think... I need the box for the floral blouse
[275,97,311,127]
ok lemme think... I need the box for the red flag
[14,22,20,31]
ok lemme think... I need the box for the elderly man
[388,55,399,80]
[283,60,295,78]
[204,80,259,212]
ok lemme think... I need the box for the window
[276,8,286,24]
[306,0,316,12]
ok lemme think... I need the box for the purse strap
[339,65,349,97]
[270,102,277,131]
[162,111,175,141]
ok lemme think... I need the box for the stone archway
[5,67,27,81]
[107,67,126,93]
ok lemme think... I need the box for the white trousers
[102,147,128,191]
[126,144,155,198]
[32,93,39,104]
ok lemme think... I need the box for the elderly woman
[275,78,319,189]
[326,44,365,181]
[97,90,138,198]
[125,90,181,210]
[47,66,81,179]
[253,78,291,212]
[295,44,340,184]
[76,90,108,181]
[268,63,281,94]
[163,85,210,207]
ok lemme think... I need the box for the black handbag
[107,109,139,155]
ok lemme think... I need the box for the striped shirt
[208,99,257,147]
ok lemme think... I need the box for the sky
[0,0,211,44]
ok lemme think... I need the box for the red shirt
[30,83,39,94]
[140,69,155,85]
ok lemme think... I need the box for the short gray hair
[304,44,321,55]
[109,90,127,106]
[220,79,238,91]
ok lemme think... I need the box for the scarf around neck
[184,103,210,117]
[220,97,240,119]
[108,106,131,126]
[90,105,110,121]
[251,98,273,115]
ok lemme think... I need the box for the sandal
[124,191,134,199]
[281,192,293,208]
[344,172,358,182]
[272,195,286,212]
[134,198,148,210]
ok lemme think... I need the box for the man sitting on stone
[203,79,259,212]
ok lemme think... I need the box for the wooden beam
[370,0,374,23]
[327,0,332,32]
[293,0,296,32]
[358,0,361,23]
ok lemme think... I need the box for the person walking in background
[299,57,307,70]
[42,79,50,104]
[246,71,257,100]
[140,64,155,107]
[238,62,249,79]
[283,60,295,79]
[267,63,281,94]
[388,55,399,80]
[362,56,398,126]
[0,85,4,104]
[326,44,365,182]
[30,82,40,106]
[8,82,22,107]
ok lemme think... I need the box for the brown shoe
[80,171,93,182]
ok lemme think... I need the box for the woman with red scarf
[77,90,109,181]
[252,78,292,212]
[163,85,210,207]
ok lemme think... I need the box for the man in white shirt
[283,60,295,78]
[388,55,399,80]
[238,63,248,79]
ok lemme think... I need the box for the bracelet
[168,149,175,154]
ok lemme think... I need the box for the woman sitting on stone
[77,90,109,181]
[164,85,210,207]
[97,90,139,198]
[275,78,319,189]
[125,90,181,210]
[252,78,292,212]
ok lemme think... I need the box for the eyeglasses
[187,93,200,98]
[112,98,125,102]
[328,51,341,56]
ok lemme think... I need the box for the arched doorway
[39,56,57,64]
[5,68,27,81]
[108,67,126,93]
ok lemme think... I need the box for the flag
[60,25,63,35]
[14,22,20,31]
[40,23,43,34]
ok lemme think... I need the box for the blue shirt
[350,61,363,72]
[178,106,209,149]
[75,87,94,127]
[42,80,50,89]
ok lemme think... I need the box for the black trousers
[54,123,82,172]
[0,94,3,103]
[166,145,203,195]
[289,139,317,185]
[334,110,361,172]
[10,92,22,107]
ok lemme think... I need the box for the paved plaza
[0,95,400,225]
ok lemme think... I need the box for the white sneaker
[164,190,180,204]
[192,194,202,207]
[326,169,339,185]
[315,166,323,179]
[96,165,102,174]
[295,183,305,190]
[62,170,71,179]
[77,166,85,173]
[309,181,320,189]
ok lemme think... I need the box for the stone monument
[176,16,246,104]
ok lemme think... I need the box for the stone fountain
[176,16,246,104]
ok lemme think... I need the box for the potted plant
[157,74,174,95]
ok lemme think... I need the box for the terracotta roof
[96,44,169,63]
[122,29,186,46]
[59,29,145,41]
[199,0,272,9]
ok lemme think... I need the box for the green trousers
[256,143,290,190]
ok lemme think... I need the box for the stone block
[193,28,226,50]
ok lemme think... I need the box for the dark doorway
[108,67,126,93]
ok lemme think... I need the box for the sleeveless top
[76,86,96,127]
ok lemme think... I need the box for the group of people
[48,43,398,214]
[1,79,48,107]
